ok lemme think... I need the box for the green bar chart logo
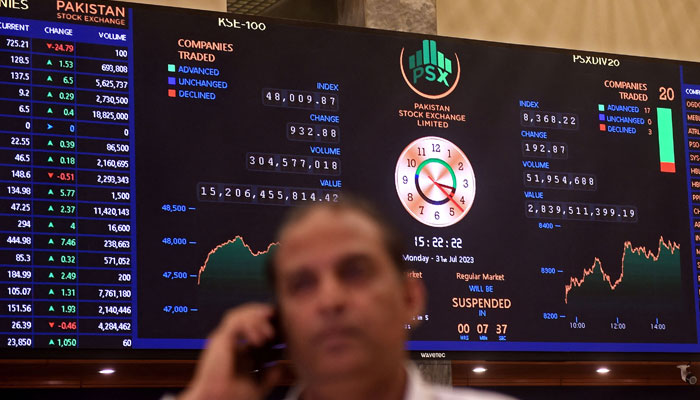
[400,39,461,99]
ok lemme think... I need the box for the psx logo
[400,39,460,100]
[409,39,452,86]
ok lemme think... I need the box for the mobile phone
[236,309,286,379]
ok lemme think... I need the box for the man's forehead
[281,207,381,241]
[276,207,384,261]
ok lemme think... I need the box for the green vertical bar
[422,40,430,65]
[416,50,423,66]
[409,55,415,69]
[445,58,452,74]
[657,107,675,163]
[438,52,444,69]
[430,40,437,65]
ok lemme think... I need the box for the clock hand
[427,175,465,212]
[434,181,456,191]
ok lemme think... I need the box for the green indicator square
[167,64,176,72]
[657,107,675,164]
[598,104,605,111]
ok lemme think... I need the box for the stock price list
[0,18,136,349]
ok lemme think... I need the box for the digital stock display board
[0,0,700,358]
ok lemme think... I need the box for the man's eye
[339,256,373,282]
[288,273,316,294]
[340,264,364,279]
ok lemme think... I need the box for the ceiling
[226,0,282,15]
[227,0,339,23]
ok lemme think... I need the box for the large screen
[1,0,699,357]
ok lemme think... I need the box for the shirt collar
[283,362,431,400]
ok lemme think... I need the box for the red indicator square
[168,89,176,98]
[599,124,606,131]
[660,162,676,173]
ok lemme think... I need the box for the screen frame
[0,0,698,361]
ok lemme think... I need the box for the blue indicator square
[168,77,176,85]
[599,113,605,121]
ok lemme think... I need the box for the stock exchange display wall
[0,0,699,356]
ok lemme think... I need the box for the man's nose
[317,274,346,315]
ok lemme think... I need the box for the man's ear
[402,275,426,324]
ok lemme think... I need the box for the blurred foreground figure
[179,197,516,400]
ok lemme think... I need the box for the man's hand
[179,303,282,400]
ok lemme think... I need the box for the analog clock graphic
[395,136,476,227]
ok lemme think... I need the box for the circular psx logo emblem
[400,39,461,100]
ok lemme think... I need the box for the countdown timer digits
[395,136,476,227]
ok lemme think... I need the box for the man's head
[267,198,425,384]
[266,197,408,285]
